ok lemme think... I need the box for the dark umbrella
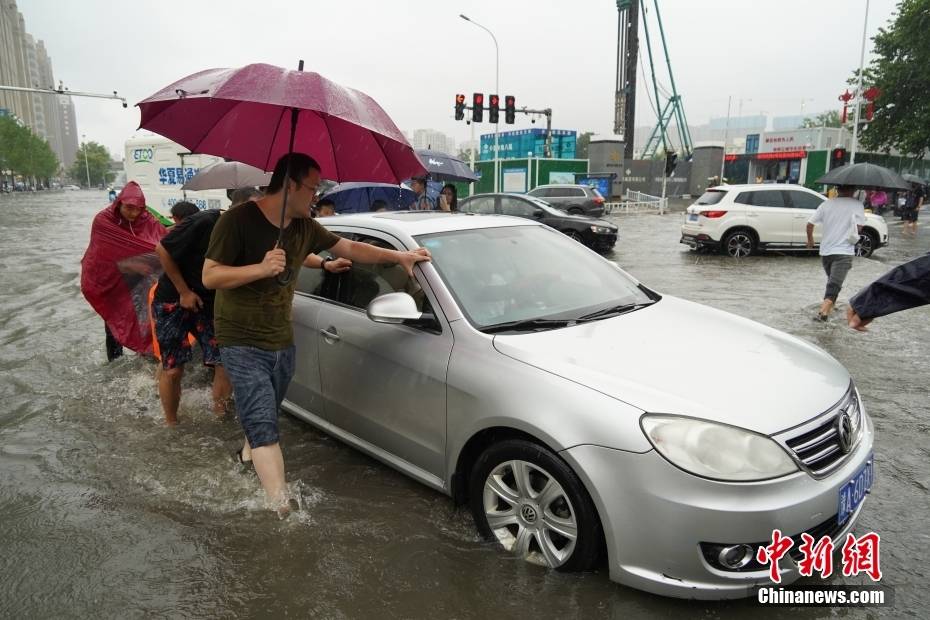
[816,162,911,190]
[416,149,479,183]
[902,173,926,185]
[137,61,425,283]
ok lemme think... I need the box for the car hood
[492,296,850,436]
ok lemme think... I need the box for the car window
[461,196,496,214]
[528,187,549,197]
[733,192,752,205]
[748,191,787,208]
[500,197,538,218]
[296,235,341,296]
[788,191,824,210]
[567,188,586,197]
[698,190,728,205]
[315,233,430,313]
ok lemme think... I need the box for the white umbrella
[181,161,272,191]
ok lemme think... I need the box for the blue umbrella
[324,182,415,213]
[416,149,479,183]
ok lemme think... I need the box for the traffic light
[504,95,516,124]
[665,151,678,176]
[454,94,465,121]
[830,147,848,170]
[488,94,500,124]
[472,93,484,122]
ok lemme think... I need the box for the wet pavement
[1,190,928,618]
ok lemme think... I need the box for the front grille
[778,386,862,478]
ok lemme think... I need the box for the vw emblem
[836,411,854,454]
[520,504,538,524]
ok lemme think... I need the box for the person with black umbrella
[806,185,866,321]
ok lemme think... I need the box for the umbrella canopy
[902,173,927,185]
[416,149,479,183]
[137,63,426,183]
[181,160,272,190]
[324,182,415,213]
[816,163,911,191]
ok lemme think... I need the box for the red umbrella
[136,62,425,183]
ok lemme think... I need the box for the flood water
[1,190,928,618]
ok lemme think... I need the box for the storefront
[749,149,807,184]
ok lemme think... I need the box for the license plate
[838,455,873,525]
[687,213,698,222]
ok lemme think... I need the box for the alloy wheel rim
[727,234,752,257]
[482,460,578,568]
[856,234,872,256]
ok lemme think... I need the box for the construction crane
[614,0,693,160]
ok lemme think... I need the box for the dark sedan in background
[458,193,618,252]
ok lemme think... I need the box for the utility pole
[720,96,731,182]
[850,0,870,164]
[615,0,639,160]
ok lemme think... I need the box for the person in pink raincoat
[80,182,167,359]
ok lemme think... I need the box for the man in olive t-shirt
[203,153,431,517]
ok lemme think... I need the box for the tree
[67,141,115,187]
[857,0,930,155]
[0,116,59,184]
[576,131,595,158]
[802,110,842,128]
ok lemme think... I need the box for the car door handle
[746,213,759,218]
[320,327,341,341]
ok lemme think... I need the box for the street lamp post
[460,14,499,193]
[81,134,91,188]
[850,0,871,164]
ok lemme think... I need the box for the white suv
[680,184,890,258]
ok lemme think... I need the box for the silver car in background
[283,212,874,599]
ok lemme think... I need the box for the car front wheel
[721,229,756,257]
[469,439,602,572]
[563,229,586,245]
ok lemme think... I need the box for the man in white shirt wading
[806,185,865,321]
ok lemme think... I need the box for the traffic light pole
[849,0,870,164]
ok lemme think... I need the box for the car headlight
[590,225,613,233]
[640,415,798,481]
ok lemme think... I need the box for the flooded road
[1,190,927,618]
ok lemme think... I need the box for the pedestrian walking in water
[902,182,924,236]
[806,185,865,321]
[152,205,231,425]
[202,153,430,517]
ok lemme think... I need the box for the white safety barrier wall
[604,189,667,215]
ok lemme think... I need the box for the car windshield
[415,225,653,330]
[695,190,727,205]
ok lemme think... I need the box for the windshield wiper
[479,318,574,334]
[576,301,656,322]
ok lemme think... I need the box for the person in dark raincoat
[81,181,167,359]
[847,254,930,331]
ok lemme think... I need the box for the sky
[17,0,900,159]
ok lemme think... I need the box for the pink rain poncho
[80,182,167,354]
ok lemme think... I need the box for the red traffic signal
[454,94,465,121]
[488,94,500,124]
[472,93,483,122]
[830,147,848,170]
[504,95,516,124]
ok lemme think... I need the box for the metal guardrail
[604,189,667,215]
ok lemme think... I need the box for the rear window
[696,190,727,205]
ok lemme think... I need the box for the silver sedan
[283,211,874,599]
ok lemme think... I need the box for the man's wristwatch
[322,256,334,272]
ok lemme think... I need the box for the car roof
[317,211,540,238]
[709,183,819,192]
[530,184,589,189]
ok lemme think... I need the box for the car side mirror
[532,209,544,218]
[367,292,433,325]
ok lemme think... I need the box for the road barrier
[605,189,668,215]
